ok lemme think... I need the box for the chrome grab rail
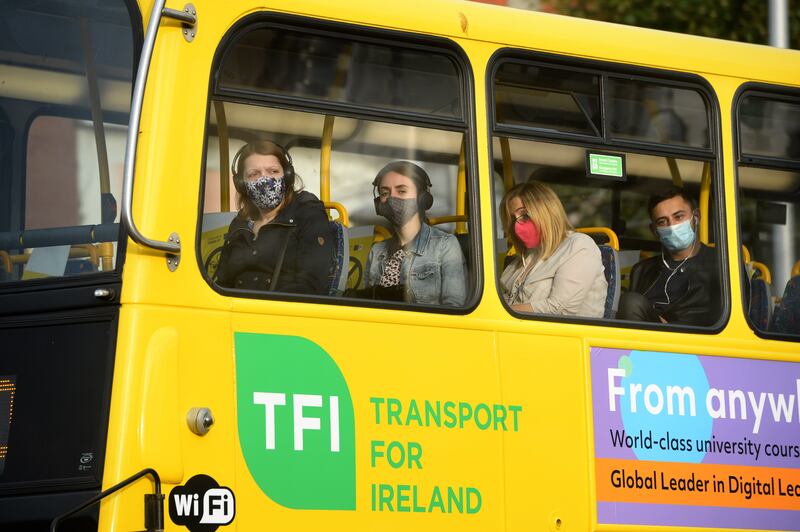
[121,0,181,261]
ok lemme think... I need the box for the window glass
[492,136,720,322]
[203,25,473,310]
[739,95,800,161]
[491,59,722,328]
[0,0,133,284]
[607,79,710,148]
[736,90,800,338]
[202,102,470,307]
[494,62,601,136]
[218,27,463,119]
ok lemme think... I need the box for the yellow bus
[1,0,799,531]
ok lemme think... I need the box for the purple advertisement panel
[591,347,800,530]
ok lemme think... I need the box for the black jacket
[215,191,334,294]
[628,244,720,326]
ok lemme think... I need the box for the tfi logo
[236,333,356,510]
[253,392,341,452]
[169,474,235,531]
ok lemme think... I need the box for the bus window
[491,55,724,328]
[0,4,133,284]
[736,88,800,338]
[200,21,475,310]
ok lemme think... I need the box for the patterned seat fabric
[599,245,620,319]
[772,276,800,335]
[748,276,770,330]
[327,221,349,296]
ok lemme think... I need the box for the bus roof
[243,0,800,86]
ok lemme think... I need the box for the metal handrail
[121,0,180,255]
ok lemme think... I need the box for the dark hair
[647,186,697,219]
[372,161,434,212]
[232,140,298,219]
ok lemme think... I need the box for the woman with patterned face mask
[214,140,334,294]
[500,181,607,317]
[360,161,467,306]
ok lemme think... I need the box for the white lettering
[608,368,626,412]
[728,389,747,420]
[253,392,286,449]
[630,383,642,413]
[645,384,664,415]
[667,385,696,416]
[706,388,726,419]
[173,494,194,516]
[330,395,340,452]
[748,391,766,434]
[293,394,322,451]
[768,393,795,423]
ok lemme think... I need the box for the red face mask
[514,217,541,249]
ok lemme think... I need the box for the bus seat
[328,221,350,296]
[771,276,800,335]
[598,244,621,318]
[576,227,619,251]
[64,258,97,276]
[747,272,771,331]
[324,201,349,227]
[456,233,470,269]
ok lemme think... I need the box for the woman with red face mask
[500,181,607,317]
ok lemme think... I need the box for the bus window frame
[733,81,800,342]
[0,106,130,294]
[0,0,141,305]
[491,50,717,159]
[487,47,729,334]
[196,12,483,315]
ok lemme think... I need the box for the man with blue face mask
[617,187,720,326]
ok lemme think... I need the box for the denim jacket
[365,224,467,306]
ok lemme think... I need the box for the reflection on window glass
[206,23,472,309]
[607,79,710,148]
[736,89,800,338]
[0,0,133,284]
[492,134,722,326]
[738,168,800,336]
[0,117,126,283]
[494,62,601,136]
[739,95,800,161]
[202,102,471,307]
[219,27,463,119]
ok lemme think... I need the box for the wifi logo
[168,474,235,531]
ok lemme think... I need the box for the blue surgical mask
[656,219,696,252]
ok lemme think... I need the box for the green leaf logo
[235,333,356,510]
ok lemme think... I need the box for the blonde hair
[501,181,573,261]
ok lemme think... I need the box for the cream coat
[500,232,607,317]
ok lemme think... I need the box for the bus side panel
[228,313,505,530]
[99,305,236,531]
[497,333,590,531]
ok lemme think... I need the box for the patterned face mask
[377,196,418,227]
[245,176,285,211]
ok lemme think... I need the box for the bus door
[191,9,504,530]
[0,1,139,529]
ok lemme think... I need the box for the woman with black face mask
[360,161,467,306]
[214,140,334,294]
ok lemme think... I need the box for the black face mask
[377,196,418,227]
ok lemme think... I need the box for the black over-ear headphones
[231,140,295,195]
[372,161,433,215]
